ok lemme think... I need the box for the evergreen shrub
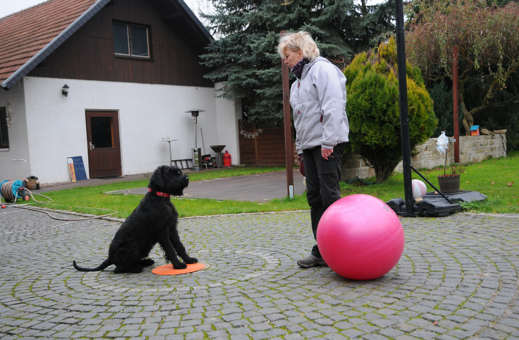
[344,37,437,183]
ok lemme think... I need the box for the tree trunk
[458,81,473,136]
[374,159,401,184]
[460,101,473,136]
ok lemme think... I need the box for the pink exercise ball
[317,194,405,280]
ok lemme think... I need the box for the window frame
[0,107,9,149]
[112,21,152,60]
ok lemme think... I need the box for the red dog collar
[149,188,171,198]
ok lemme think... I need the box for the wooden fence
[238,120,298,167]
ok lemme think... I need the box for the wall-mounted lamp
[62,84,69,97]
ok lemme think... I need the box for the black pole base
[387,190,486,217]
[387,197,460,217]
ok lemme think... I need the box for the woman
[278,31,349,268]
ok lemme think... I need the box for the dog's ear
[148,165,167,190]
[158,166,169,189]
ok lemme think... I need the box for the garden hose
[1,180,22,202]
[10,205,118,221]
[347,176,374,185]
[2,182,117,221]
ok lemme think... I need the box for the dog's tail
[73,259,112,272]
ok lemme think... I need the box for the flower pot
[437,175,460,194]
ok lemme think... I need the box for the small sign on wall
[67,156,88,182]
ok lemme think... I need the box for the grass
[22,166,309,218]
[340,150,519,214]
[7,151,518,217]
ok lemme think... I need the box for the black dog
[73,165,197,273]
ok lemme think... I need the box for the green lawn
[8,151,518,217]
[340,150,519,214]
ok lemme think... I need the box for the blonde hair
[277,31,320,61]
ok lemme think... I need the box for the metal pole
[452,46,460,163]
[395,0,414,216]
[280,30,294,198]
[194,117,197,149]
[169,141,173,166]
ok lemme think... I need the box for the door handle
[89,142,95,150]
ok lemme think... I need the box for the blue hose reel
[0,180,25,203]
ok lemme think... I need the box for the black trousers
[303,142,347,258]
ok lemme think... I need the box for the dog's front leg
[169,231,198,264]
[159,238,186,269]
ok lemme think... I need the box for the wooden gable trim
[1,0,111,91]
[173,0,212,41]
[154,0,213,56]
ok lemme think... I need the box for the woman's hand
[321,148,333,160]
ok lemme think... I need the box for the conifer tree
[200,0,395,120]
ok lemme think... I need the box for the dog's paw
[184,257,198,264]
[173,262,187,270]
[140,258,155,267]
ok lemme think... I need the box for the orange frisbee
[151,262,205,275]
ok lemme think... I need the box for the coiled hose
[0,180,23,202]
[2,180,117,221]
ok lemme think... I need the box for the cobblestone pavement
[1,207,519,339]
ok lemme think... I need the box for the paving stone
[340,328,365,338]
[2,210,519,340]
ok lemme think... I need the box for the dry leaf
[466,181,469,183]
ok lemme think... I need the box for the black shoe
[297,255,326,268]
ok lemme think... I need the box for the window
[0,107,9,149]
[113,22,150,58]
[90,117,114,148]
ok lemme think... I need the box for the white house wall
[0,82,31,181]
[215,82,241,166]
[1,76,241,185]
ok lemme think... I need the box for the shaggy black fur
[73,165,197,273]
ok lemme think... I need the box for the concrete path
[1,206,519,339]
[37,169,305,202]
[108,170,306,202]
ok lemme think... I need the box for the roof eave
[175,0,213,42]
[1,0,112,91]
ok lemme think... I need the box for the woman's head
[278,31,320,64]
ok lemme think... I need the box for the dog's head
[148,165,189,196]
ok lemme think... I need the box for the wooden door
[86,111,122,178]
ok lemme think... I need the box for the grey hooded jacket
[290,57,349,154]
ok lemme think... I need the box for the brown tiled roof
[0,0,103,89]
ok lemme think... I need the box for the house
[0,0,241,184]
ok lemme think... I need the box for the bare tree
[406,0,519,135]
